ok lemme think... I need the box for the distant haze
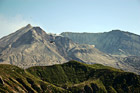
[0,0,140,38]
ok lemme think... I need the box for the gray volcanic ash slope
[0,24,139,74]
[61,31,140,74]
[61,30,140,56]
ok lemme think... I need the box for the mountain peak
[109,30,124,33]
[26,24,32,28]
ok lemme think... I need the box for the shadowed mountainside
[121,56,140,73]
[61,30,140,56]
[61,31,140,74]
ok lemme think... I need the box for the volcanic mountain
[0,24,139,74]
[61,30,140,56]
[0,24,118,68]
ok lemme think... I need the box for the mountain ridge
[0,24,118,69]
[1,60,140,92]
[0,24,140,75]
[61,30,140,56]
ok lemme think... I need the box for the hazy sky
[0,0,140,38]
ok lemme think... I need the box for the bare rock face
[0,24,139,74]
[61,31,140,74]
[0,24,67,68]
[120,56,140,74]
[61,30,140,56]
[0,24,115,68]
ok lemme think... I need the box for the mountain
[0,24,118,69]
[0,60,140,92]
[61,30,140,56]
[61,31,140,74]
[0,25,140,74]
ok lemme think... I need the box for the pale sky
[0,0,140,38]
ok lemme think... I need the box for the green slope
[0,60,140,92]
[27,60,140,93]
[0,64,68,93]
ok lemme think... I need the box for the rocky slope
[0,24,118,69]
[121,56,140,73]
[1,60,139,92]
[0,24,139,74]
[61,30,140,56]
[61,31,140,74]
